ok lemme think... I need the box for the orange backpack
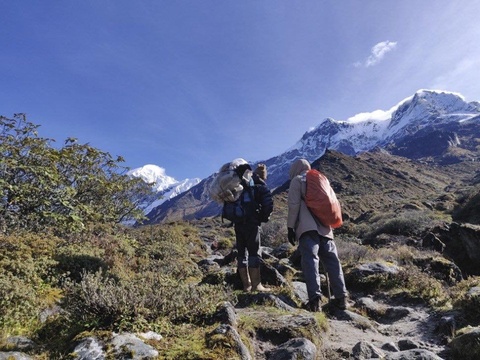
[304,169,343,228]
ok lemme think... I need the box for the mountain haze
[139,89,480,224]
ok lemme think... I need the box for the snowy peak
[127,164,201,217]
[309,89,479,152]
[140,88,480,224]
[140,177,201,216]
[127,164,178,192]
[388,90,475,133]
[262,89,480,189]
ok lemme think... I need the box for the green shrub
[62,270,228,331]
[130,226,204,281]
[55,243,107,283]
[0,233,61,335]
[451,277,480,325]
[335,236,374,266]
[216,237,233,250]
[365,210,434,238]
[0,114,152,235]
[261,218,286,248]
[393,266,447,306]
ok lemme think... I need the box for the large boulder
[437,223,480,275]
[449,326,480,360]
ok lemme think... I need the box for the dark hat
[235,163,252,178]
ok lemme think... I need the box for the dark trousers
[235,222,261,268]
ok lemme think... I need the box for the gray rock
[261,260,288,287]
[383,306,411,322]
[111,333,159,359]
[274,258,297,277]
[214,301,237,326]
[237,293,296,312]
[39,305,63,323]
[381,342,400,352]
[398,338,420,350]
[422,232,445,252]
[354,262,400,277]
[385,349,444,360]
[329,309,378,332]
[356,297,411,323]
[443,223,480,275]
[208,324,251,360]
[357,296,383,312]
[467,286,480,297]
[271,243,293,260]
[352,340,385,359]
[197,258,221,273]
[266,337,317,360]
[72,337,105,360]
[137,331,162,341]
[292,281,309,304]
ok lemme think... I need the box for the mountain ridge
[134,89,480,224]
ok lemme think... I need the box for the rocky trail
[320,294,450,359]
[219,286,452,360]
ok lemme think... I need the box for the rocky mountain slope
[3,145,480,359]
[180,148,480,359]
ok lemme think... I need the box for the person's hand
[288,227,296,245]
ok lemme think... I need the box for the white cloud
[347,108,394,123]
[356,40,398,68]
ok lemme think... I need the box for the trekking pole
[321,260,332,304]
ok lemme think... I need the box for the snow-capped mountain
[127,164,201,216]
[143,89,480,224]
[262,89,480,188]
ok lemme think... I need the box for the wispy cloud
[355,40,398,68]
[430,58,480,94]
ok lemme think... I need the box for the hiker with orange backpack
[287,158,348,311]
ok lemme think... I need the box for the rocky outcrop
[449,326,480,360]
[434,222,480,275]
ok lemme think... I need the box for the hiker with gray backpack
[287,158,348,312]
[210,160,274,292]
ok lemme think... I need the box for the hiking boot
[238,267,252,292]
[330,296,348,310]
[305,296,322,312]
[249,267,271,292]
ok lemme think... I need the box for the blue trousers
[299,231,347,301]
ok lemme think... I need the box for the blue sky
[2,1,480,180]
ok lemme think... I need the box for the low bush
[451,277,480,325]
[58,223,230,332]
[62,270,228,331]
[364,210,435,239]
[0,233,61,335]
[261,218,286,248]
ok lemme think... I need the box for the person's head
[254,163,267,180]
[289,159,311,179]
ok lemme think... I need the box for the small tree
[0,114,153,235]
